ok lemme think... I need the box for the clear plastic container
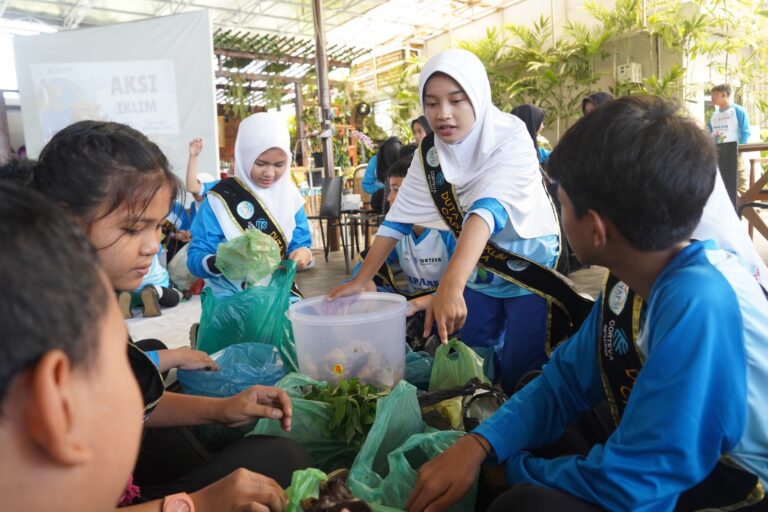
[286,292,408,387]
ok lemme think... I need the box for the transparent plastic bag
[216,228,281,286]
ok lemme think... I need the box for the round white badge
[236,201,255,220]
[608,281,629,316]
[426,146,440,168]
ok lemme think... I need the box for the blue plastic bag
[405,350,433,391]
[178,342,286,398]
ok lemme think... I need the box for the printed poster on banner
[29,60,180,141]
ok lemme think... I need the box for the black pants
[133,426,310,501]
[487,399,767,511]
[488,484,603,511]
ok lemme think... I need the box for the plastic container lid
[286,292,407,326]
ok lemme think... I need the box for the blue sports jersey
[474,240,768,511]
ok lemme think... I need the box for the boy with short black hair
[407,96,768,511]
[353,158,456,314]
[708,83,751,193]
[0,181,144,511]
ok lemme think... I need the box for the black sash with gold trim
[209,178,303,298]
[597,273,765,510]
[419,133,593,348]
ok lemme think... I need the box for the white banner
[30,60,180,140]
[15,10,218,192]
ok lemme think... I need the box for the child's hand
[406,435,487,512]
[288,247,312,271]
[191,468,287,512]
[189,138,203,157]
[157,348,218,373]
[217,385,293,431]
[407,295,432,317]
[327,278,368,300]
[171,348,218,371]
[423,282,466,343]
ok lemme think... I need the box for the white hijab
[695,171,768,290]
[208,112,305,245]
[386,49,558,240]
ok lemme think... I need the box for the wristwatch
[162,492,195,512]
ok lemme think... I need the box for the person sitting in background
[188,112,313,298]
[0,181,144,512]
[510,104,550,165]
[117,250,183,319]
[368,136,403,214]
[581,91,613,115]
[411,115,433,145]
[352,158,457,315]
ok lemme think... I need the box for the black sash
[359,248,435,300]
[420,133,593,348]
[209,177,303,298]
[127,342,164,421]
[597,273,765,510]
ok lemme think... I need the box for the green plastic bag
[348,381,476,511]
[428,339,489,392]
[197,260,297,371]
[216,228,281,286]
[285,468,328,512]
[248,374,360,472]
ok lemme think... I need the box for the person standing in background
[708,83,751,194]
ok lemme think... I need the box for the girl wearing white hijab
[188,112,312,297]
[330,49,561,392]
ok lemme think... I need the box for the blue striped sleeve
[735,105,751,144]
[377,220,413,241]
[287,207,312,254]
[468,198,509,236]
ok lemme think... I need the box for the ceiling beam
[63,0,94,29]
[214,48,355,69]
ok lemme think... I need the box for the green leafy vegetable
[303,379,386,445]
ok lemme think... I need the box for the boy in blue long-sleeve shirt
[407,96,768,511]
[708,83,751,194]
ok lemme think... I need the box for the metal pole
[294,82,308,168]
[0,93,12,166]
[311,0,334,179]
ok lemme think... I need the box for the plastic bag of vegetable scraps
[216,228,282,286]
[248,374,372,472]
[348,380,477,511]
[428,339,489,392]
[197,260,297,371]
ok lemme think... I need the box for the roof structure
[2,0,523,106]
[2,0,520,50]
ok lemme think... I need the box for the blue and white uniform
[380,49,561,391]
[708,103,750,144]
[353,228,457,293]
[474,240,768,511]
[187,112,310,297]
[188,178,219,226]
